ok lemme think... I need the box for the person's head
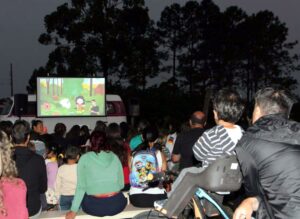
[31,120,44,135]
[91,99,97,106]
[66,125,81,138]
[137,119,150,133]
[119,122,129,139]
[142,126,159,145]
[80,125,90,137]
[65,146,80,162]
[106,123,121,138]
[89,131,110,153]
[0,131,18,178]
[252,87,294,123]
[189,111,206,128]
[12,120,31,145]
[54,123,67,137]
[94,120,107,132]
[212,88,244,124]
[45,145,58,159]
[0,121,13,140]
[0,131,18,216]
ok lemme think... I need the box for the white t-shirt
[224,125,243,144]
[129,150,165,195]
[55,164,77,197]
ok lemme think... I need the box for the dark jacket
[14,147,47,216]
[235,114,300,219]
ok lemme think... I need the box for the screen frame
[36,76,106,118]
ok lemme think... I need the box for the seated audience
[155,89,244,218]
[65,131,126,219]
[0,131,28,219]
[129,126,167,208]
[12,120,47,218]
[55,146,80,210]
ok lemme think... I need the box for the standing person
[129,126,168,208]
[55,146,80,211]
[0,131,28,219]
[12,120,47,218]
[233,88,300,219]
[171,111,206,170]
[155,89,244,218]
[65,131,126,219]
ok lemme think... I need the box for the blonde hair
[0,131,18,216]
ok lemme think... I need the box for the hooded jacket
[235,114,300,219]
[70,151,124,212]
[14,147,47,216]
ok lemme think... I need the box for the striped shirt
[193,125,243,168]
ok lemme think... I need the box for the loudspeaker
[14,94,28,116]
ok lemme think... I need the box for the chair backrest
[197,155,242,192]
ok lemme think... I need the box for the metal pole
[10,63,13,96]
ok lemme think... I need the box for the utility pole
[10,63,13,96]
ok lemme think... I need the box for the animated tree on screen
[38,78,105,116]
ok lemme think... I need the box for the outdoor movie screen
[37,77,106,117]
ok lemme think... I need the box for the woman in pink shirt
[0,131,28,219]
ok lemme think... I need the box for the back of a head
[90,131,110,153]
[255,87,294,118]
[0,131,18,178]
[54,123,67,137]
[142,126,159,144]
[137,119,150,133]
[213,88,245,123]
[190,111,206,127]
[12,120,31,145]
[0,121,13,139]
[65,146,81,160]
[67,125,81,138]
[106,123,121,138]
[94,120,107,132]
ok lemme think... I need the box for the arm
[54,167,62,198]
[70,156,86,213]
[192,132,209,161]
[39,158,48,194]
[171,136,181,163]
[233,197,260,219]
[160,151,167,172]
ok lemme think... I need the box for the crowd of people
[0,87,299,219]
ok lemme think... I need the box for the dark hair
[0,121,13,139]
[54,123,67,137]
[190,113,206,126]
[66,125,81,139]
[12,120,31,144]
[80,125,90,138]
[94,121,107,132]
[109,138,128,166]
[120,122,129,139]
[213,88,245,123]
[106,123,120,138]
[255,87,294,118]
[31,120,43,128]
[137,119,150,133]
[65,146,81,160]
[90,131,110,153]
[75,96,85,104]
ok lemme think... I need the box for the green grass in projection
[39,78,105,116]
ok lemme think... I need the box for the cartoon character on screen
[75,96,85,113]
[90,99,100,115]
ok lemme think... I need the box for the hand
[65,211,76,219]
[233,197,259,219]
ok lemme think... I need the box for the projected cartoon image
[37,78,105,116]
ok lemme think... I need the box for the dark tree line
[28,0,299,110]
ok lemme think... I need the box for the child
[45,145,59,207]
[55,146,80,210]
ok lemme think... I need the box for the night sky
[0,0,299,98]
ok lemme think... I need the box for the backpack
[130,149,159,188]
